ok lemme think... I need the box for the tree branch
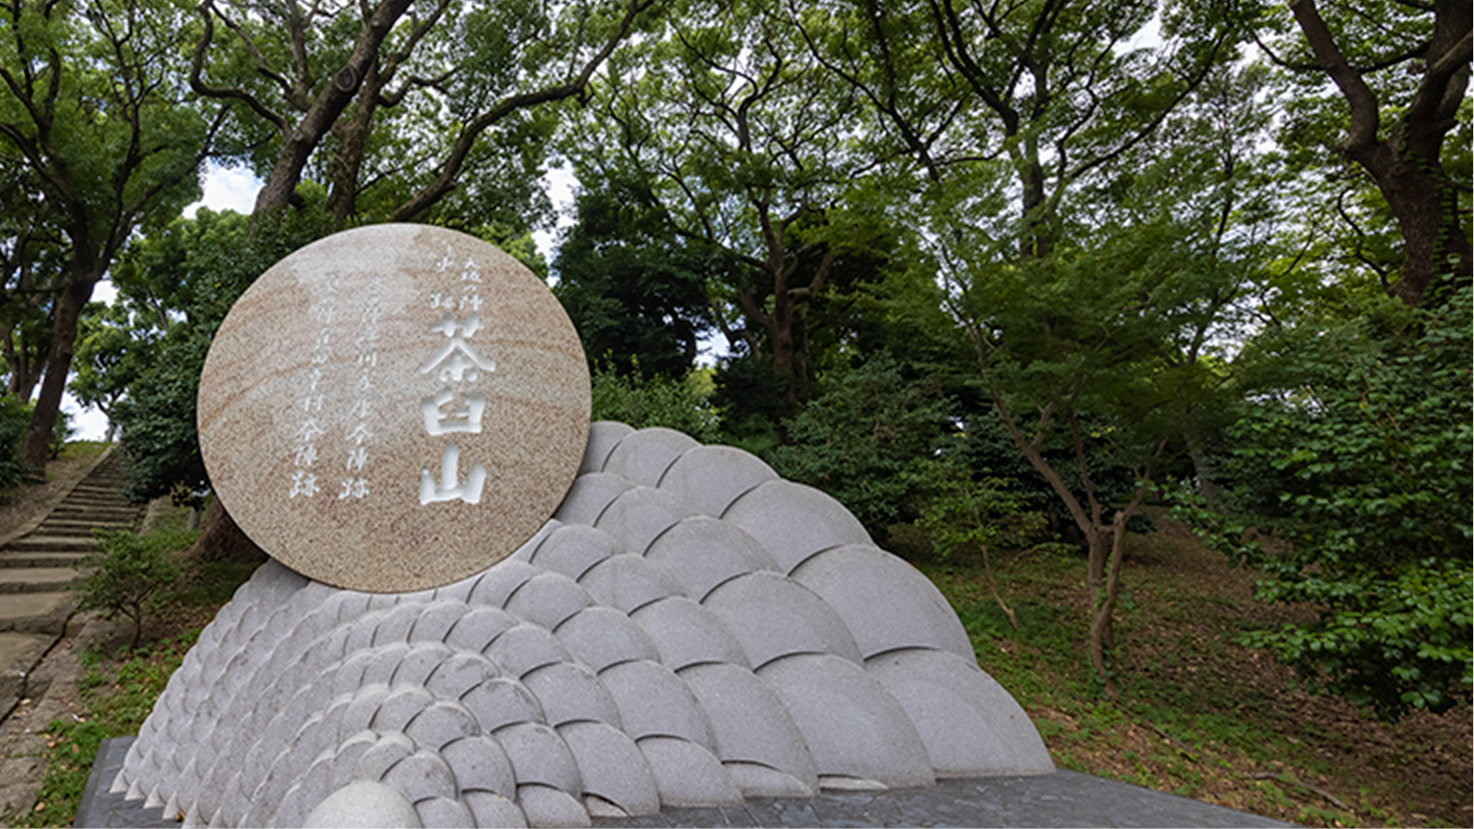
[1288,0,1382,154]
[388,0,656,221]
[189,2,289,134]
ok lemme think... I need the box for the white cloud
[186,163,261,217]
[65,398,110,444]
[533,164,578,274]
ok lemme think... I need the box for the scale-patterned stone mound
[113,423,1053,828]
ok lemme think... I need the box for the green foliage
[553,188,716,379]
[766,355,957,537]
[68,301,155,438]
[920,474,1045,563]
[113,332,212,503]
[9,632,199,828]
[74,528,192,650]
[112,203,334,501]
[16,718,111,828]
[1260,0,1471,299]
[589,361,722,444]
[1179,280,1473,721]
[0,396,73,480]
[47,407,71,459]
[920,473,1046,629]
[711,357,792,445]
[953,411,1157,546]
[570,0,877,405]
[0,0,216,467]
[0,394,31,486]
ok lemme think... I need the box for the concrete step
[51,496,135,508]
[63,479,129,489]
[4,536,98,553]
[76,476,130,487]
[0,568,85,594]
[64,489,127,499]
[47,506,140,520]
[0,592,76,635]
[0,552,88,569]
[36,518,135,533]
[67,479,128,490]
[57,493,132,507]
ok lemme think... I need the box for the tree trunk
[2,331,31,399]
[326,61,382,230]
[253,0,415,216]
[769,284,801,405]
[992,392,1122,688]
[20,261,97,469]
[1021,157,1052,259]
[1083,523,1113,690]
[1182,423,1224,512]
[1289,0,1472,307]
[1371,153,1472,306]
[186,498,268,567]
[1088,510,1133,699]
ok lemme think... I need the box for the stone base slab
[77,737,1294,829]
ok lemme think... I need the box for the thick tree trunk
[2,331,34,400]
[20,261,97,469]
[1289,0,1472,307]
[186,498,268,566]
[326,62,382,230]
[769,286,802,405]
[1371,153,1472,306]
[253,0,415,216]
[1021,157,1052,259]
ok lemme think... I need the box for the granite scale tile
[115,420,1058,827]
[197,223,589,593]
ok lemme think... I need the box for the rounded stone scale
[198,224,590,592]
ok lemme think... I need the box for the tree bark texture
[1289,0,1472,306]
[186,498,268,566]
[252,0,416,216]
[19,254,98,469]
[3,330,36,400]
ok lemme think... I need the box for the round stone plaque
[198,224,590,592]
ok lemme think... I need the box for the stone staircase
[0,448,142,721]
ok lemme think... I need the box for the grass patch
[54,440,108,465]
[15,635,196,829]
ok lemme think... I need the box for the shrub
[1179,280,1473,721]
[919,474,1046,629]
[766,355,958,538]
[589,361,723,444]
[74,528,190,650]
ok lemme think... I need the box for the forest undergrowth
[912,510,1472,827]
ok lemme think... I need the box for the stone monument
[197,223,589,592]
[110,225,1054,828]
